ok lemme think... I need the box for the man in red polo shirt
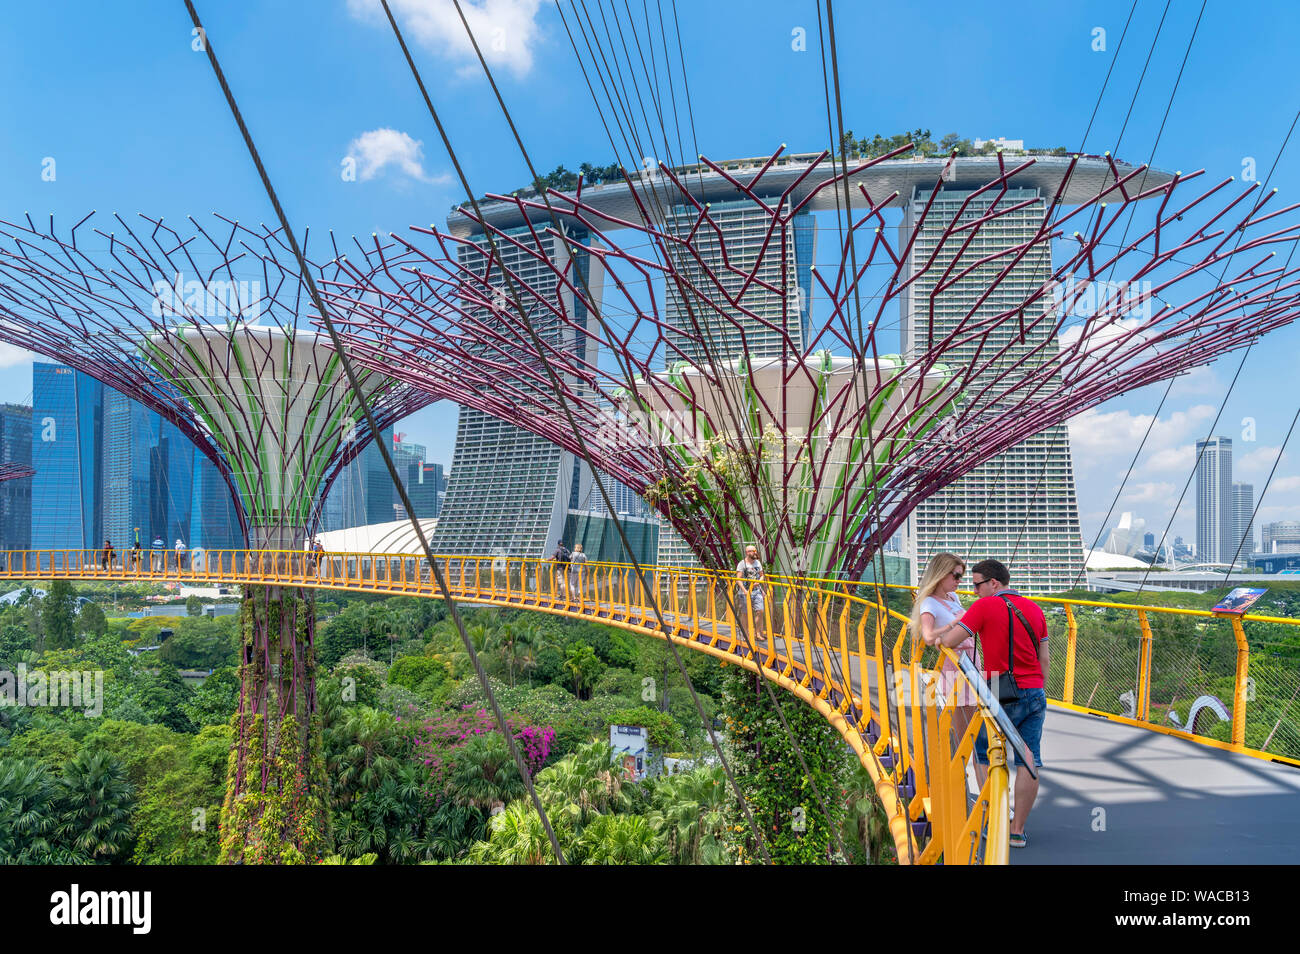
[926,558,1049,849]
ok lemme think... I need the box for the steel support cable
[568,0,776,482]
[436,0,862,864]
[820,0,920,863]
[591,3,858,700]
[181,0,568,865]
[1129,95,1300,590]
[941,1,1156,573]
[558,2,810,577]
[384,0,782,864]
[1012,0,1189,578]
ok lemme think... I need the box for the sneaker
[1009,832,1027,848]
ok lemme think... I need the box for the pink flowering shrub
[408,706,554,793]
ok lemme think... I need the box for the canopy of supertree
[320,146,1300,578]
[0,212,434,547]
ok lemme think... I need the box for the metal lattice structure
[0,211,438,862]
[321,147,1300,578]
[0,212,434,547]
[0,462,34,482]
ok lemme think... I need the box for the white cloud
[0,342,33,370]
[344,128,450,184]
[1236,445,1285,476]
[347,0,548,78]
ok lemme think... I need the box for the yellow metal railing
[764,574,1300,769]
[0,548,1027,864]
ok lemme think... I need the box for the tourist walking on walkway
[929,558,1049,849]
[912,552,976,745]
[550,540,571,599]
[151,535,165,572]
[175,538,186,572]
[101,539,115,571]
[735,544,767,641]
[569,543,588,605]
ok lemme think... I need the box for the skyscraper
[656,201,816,567]
[32,362,102,550]
[1231,481,1255,563]
[1196,437,1233,564]
[0,403,32,551]
[430,222,600,557]
[319,425,395,530]
[903,187,1085,592]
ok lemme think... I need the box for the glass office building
[32,363,104,550]
[0,403,32,551]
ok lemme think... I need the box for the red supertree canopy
[0,213,434,542]
[315,146,1300,576]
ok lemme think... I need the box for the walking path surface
[1012,706,1300,864]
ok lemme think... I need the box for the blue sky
[1,0,1298,550]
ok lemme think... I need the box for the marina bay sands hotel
[430,151,1147,591]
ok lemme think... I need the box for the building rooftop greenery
[451,131,1069,212]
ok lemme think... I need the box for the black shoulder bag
[990,594,1036,705]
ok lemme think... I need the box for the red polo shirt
[956,589,1048,689]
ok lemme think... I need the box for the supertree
[319,147,1300,584]
[0,212,432,862]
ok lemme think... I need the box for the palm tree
[468,801,563,865]
[562,642,604,699]
[57,751,135,862]
[518,625,547,688]
[329,707,402,806]
[843,762,892,864]
[648,765,727,865]
[576,814,666,865]
[536,741,628,824]
[499,623,521,688]
[446,732,526,815]
[0,758,78,864]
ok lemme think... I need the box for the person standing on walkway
[175,538,186,572]
[911,553,976,744]
[735,544,767,640]
[101,539,115,571]
[928,558,1049,849]
[569,543,588,605]
[550,540,571,599]
[151,535,166,572]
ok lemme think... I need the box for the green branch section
[631,350,956,577]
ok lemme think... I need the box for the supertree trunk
[219,538,330,864]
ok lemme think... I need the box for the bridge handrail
[752,573,1300,767]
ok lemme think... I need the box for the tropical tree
[649,765,728,865]
[0,758,83,863]
[843,762,894,865]
[536,740,628,824]
[576,814,666,865]
[77,600,108,637]
[468,800,564,865]
[562,641,604,699]
[328,707,404,806]
[41,580,78,650]
[445,731,526,814]
[56,750,135,862]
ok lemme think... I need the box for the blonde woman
[911,553,977,734]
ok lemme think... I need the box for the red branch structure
[320,147,1300,578]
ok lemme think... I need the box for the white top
[736,559,764,581]
[920,593,975,655]
[920,593,963,628]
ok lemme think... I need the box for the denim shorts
[974,687,1046,768]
